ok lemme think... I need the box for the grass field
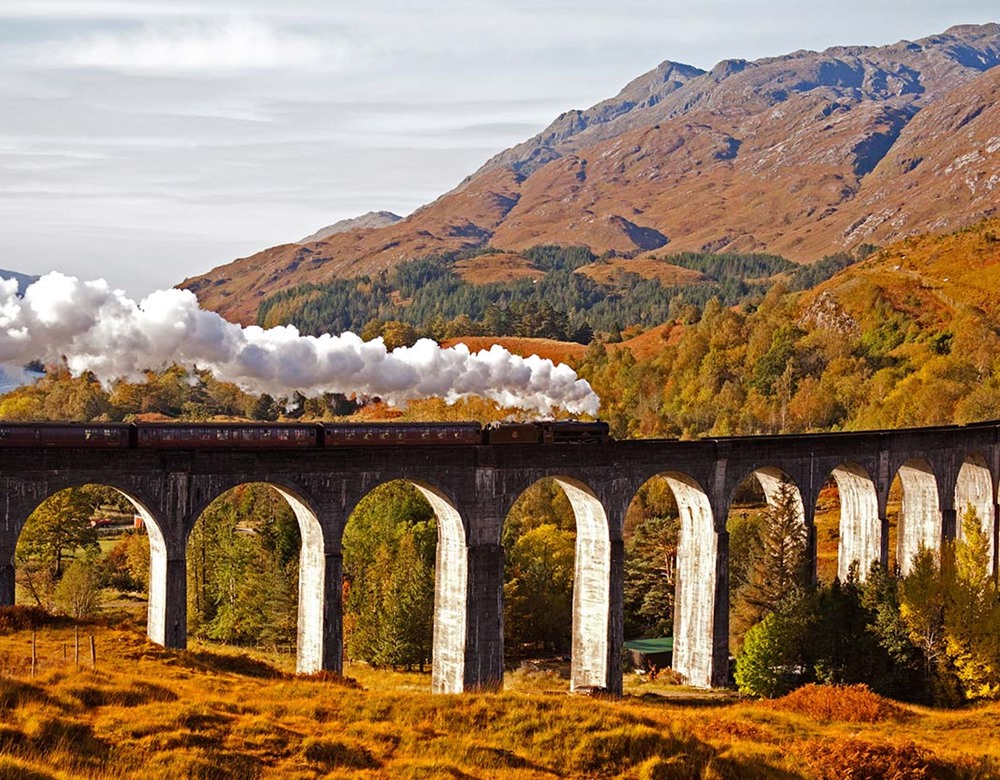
[1,613,999,779]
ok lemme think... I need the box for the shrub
[52,561,102,620]
[734,610,801,698]
[764,683,908,723]
[800,737,934,780]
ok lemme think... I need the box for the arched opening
[813,463,879,583]
[622,477,678,679]
[727,468,807,657]
[12,483,163,634]
[187,483,326,674]
[341,480,467,694]
[954,454,995,574]
[502,477,610,692]
[895,459,941,576]
[623,472,717,688]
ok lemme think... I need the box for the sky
[0,1,997,297]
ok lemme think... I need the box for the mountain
[297,211,402,244]
[180,23,1000,325]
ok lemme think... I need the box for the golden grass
[575,259,708,288]
[1,619,1000,779]
[452,253,546,285]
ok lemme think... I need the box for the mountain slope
[180,23,1000,325]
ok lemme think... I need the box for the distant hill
[0,268,40,295]
[181,23,1000,325]
[297,211,402,244]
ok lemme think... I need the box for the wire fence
[0,627,98,677]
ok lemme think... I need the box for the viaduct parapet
[2,421,998,693]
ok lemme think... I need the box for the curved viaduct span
[1,421,998,694]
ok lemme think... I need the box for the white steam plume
[0,273,601,416]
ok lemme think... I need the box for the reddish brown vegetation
[800,738,936,780]
[764,683,908,723]
[453,252,545,285]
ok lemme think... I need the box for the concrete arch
[5,480,175,648]
[826,462,880,581]
[632,471,718,689]
[502,476,613,692]
[341,478,468,694]
[749,467,806,524]
[954,453,996,573]
[895,458,942,576]
[191,481,328,675]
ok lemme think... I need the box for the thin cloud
[26,17,341,73]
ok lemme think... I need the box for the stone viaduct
[1,421,998,694]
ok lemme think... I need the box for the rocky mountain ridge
[297,211,402,244]
[181,23,1000,325]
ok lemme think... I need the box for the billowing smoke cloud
[0,273,600,416]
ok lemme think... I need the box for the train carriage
[322,421,483,446]
[0,423,132,447]
[135,423,318,448]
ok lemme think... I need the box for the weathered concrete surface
[668,472,718,689]
[833,463,881,581]
[955,455,996,572]
[897,459,942,575]
[417,484,468,695]
[0,420,997,693]
[561,478,611,693]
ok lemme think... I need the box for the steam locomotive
[0,420,609,449]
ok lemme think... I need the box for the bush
[52,561,102,620]
[764,683,908,723]
[800,738,934,780]
[734,611,801,698]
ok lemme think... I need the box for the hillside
[180,24,1000,325]
[578,217,1000,438]
[0,617,996,778]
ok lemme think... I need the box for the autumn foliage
[764,683,907,723]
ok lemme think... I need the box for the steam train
[0,420,610,449]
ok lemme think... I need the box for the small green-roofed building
[624,638,673,671]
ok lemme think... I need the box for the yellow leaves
[0,394,40,421]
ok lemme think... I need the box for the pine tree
[733,477,808,637]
